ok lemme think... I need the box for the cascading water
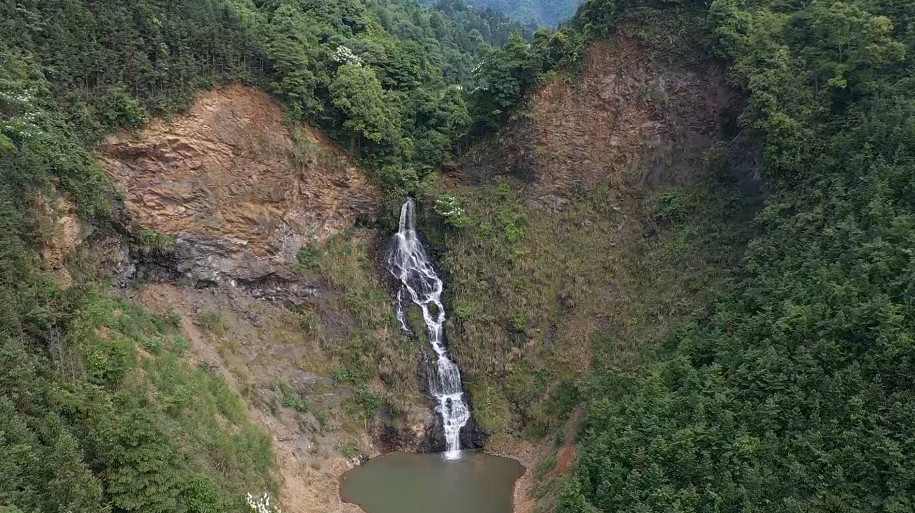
[388,198,470,460]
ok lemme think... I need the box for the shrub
[355,386,382,418]
[98,86,148,129]
[547,380,579,421]
[535,455,558,479]
[199,312,226,335]
[435,194,471,229]
[296,245,319,270]
[341,439,361,458]
[281,393,310,413]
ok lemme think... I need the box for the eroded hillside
[458,26,738,202]
[99,85,380,287]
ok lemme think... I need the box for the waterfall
[388,198,470,460]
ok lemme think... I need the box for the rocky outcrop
[455,26,757,207]
[99,85,380,289]
[35,193,87,286]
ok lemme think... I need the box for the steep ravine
[54,26,757,513]
[434,23,761,513]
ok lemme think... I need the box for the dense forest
[3,0,915,511]
[552,0,915,512]
[421,0,585,27]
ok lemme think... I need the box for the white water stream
[389,198,470,459]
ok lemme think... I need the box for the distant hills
[421,0,584,27]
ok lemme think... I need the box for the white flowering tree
[332,45,363,66]
[0,80,42,143]
[246,493,283,513]
[435,195,471,229]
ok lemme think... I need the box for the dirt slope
[456,25,743,204]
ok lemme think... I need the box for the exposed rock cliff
[99,85,380,288]
[455,26,756,205]
[86,85,430,512]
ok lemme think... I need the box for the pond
[340,452,525,513]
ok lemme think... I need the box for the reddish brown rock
[99,84,380,285]
[455,26,741,206]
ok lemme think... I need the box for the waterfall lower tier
[388,198,470,459]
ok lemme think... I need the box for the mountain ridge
[422,0,585,27]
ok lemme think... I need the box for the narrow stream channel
[388,198,470,458]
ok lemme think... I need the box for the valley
[3,0,915,513]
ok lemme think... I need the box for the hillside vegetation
[3,0,915,511]
[0,0,534,511]
[415,6,753,446]
[408,0,915,511]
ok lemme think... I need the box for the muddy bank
[486,438,539,513]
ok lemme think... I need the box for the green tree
[471,32,535,130]
[0,398,107,513]
[266,4,321,115]
[105,410,189,513]
[330,63,397,151]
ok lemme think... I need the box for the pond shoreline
[485,438,539,513]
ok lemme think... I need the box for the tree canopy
[4,0,915,511]
[420,0,586,27]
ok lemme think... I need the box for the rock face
[35,193,86,285]
[99,84,380,288]
[455,26,757,205]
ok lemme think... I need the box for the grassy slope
[427,161,755,438]
[297,229,422,416]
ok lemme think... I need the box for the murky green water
[340,452,525,513]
